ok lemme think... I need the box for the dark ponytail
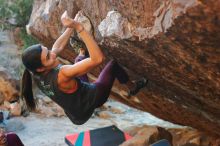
[21,44,42,110]
[21,69,37,110]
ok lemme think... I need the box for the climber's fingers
[61,11,69,21]
[61,10,82,29]
[61,11,73,27]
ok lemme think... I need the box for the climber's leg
[94,60,148,107]
[94,60,129,107]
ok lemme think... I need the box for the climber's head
[22,44,57,73]
[22,44,43,73]
[21,44,57,111]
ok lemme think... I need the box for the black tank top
[33,65,97,125]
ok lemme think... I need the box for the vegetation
[19,28,38,50]
[10,0,34,27]
[0,0,38,48]
[0,0,38,78]
[0,0,11,29]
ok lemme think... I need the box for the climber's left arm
[51,28,74,55]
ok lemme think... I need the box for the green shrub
[13,0,39,49]
[0,0,12,29]
[0,0,38,79]
[0,0,11,19]
[10,0,34,27]
[19,28,38,50]
[0,0,38,48]
[0,0,34,28]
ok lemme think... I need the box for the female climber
[21,11,147,125]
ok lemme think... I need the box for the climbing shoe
[128,77,148,96]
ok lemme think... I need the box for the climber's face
[42,46,57,66]
[36,46,57,72]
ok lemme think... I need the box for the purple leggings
[75,56,129,108]
[93,60,129,107]
[6,133,24,146]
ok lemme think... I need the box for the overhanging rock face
[27,0,220,136]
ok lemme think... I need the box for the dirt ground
[11,100,181,146]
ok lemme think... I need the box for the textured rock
[36,96,65,117]
[122,125,173,146]
[0,67,19,104]
[0,67,22,117]
[4,101,22,116]
[169,127,220,146]
[123,125,220,146]
[28,0,220,136]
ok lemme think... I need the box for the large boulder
[169,127,220,146]
[121,125,173,146]
[0,67,19,104]
[0,67,22,117]
[123,125,220,146]
[27,0,220,136]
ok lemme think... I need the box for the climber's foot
[128,77,148,97]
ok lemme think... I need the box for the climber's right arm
[59,11,105,80]
[61,11,104,65]
[51,27,74,55]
